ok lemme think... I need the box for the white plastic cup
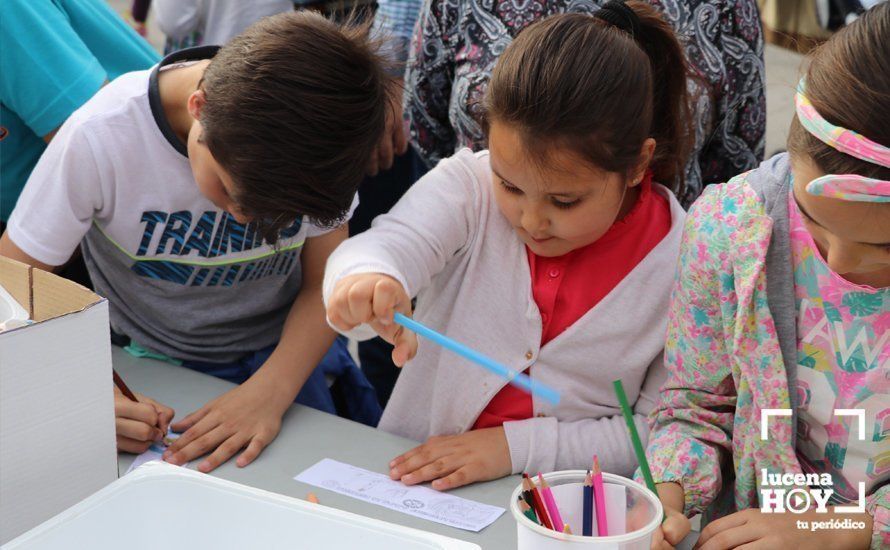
[511,470,663,550]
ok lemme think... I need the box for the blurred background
[104,0,883,160]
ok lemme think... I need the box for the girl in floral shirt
[646,5,890,549]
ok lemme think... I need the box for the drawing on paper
[402,498,425,509]
[125,428,187,475]
[294,458,506,532]
[429,498,493,522]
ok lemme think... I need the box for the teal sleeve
[0,0,106,137]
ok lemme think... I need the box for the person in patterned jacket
[400,0,765,207]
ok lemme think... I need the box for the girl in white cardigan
[325,4,690,490]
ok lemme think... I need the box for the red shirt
[472,175,671,429]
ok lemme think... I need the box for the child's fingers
[400,454,461,485]
[390,327,418,367]
[389,449,414,469]
[117,434,154,454]
[157,412,173,434]
[326,297,356,333]
[649,526,664,550]
[197,432,249,473]
[662,512,692,545]
[116,417,163,443]
[695,512,747,548]
[115,396,159,426]
[372,277,404,324]
[389,443,452,480]
[389,435,449,468]
[344,277,378,326]
[236,433,270,468]
[649,525,679,550]
[430,465,475,491]
[166,412,217,456]
[140,396,175,430]
[387,289,416,365]
[330,275,408,333]
[170,405,211,434]
[695,525,757,550]
[165,424,229,465]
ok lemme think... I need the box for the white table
[115,348,520,548]
[115,347,697,549]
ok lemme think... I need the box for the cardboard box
[0,257,117,544]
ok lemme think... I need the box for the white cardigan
[324,149,685,476]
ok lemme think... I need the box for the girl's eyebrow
[792,189,825,228]
[794,189,890,247]
[491,167,582,197]
[491,167,512,186]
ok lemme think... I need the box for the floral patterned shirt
[404,0,765,206]
[790,192,890,505]
[645,159,889,549]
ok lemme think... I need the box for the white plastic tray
[0,284,28,331]
[3,462,480,550]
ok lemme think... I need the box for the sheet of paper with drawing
[295,459,505,532]
[125,429,189,475]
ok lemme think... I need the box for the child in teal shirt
[0,0,158,220]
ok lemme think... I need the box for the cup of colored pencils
[510,468,663,549]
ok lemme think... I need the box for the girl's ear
[187,89,207,121]
[629,138,657,187]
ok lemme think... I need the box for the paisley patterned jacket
[404,0,765,206]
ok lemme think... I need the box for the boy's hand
[115,389,174,454]
[651,482,691,550]
[327,273,417,366]
[162,370,291,472]
[693,508,872,550]
[388,427,512,491]
[367,78,407,176]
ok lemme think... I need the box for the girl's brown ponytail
[621,1,693,191]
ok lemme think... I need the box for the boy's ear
[629,138,657,187]
[187,89,207,121]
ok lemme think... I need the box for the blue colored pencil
[582,471,593,536]
[393,313,561,404]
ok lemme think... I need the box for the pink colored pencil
[537,472,564,531]
[592,456,608,536]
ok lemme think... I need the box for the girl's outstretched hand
[327,273,417,366]
[388,427,513,491]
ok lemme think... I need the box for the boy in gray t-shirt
[1,12,390,472]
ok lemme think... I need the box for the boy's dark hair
[787,3,890,181]
[484,2,693,194]
[200,11,390,242]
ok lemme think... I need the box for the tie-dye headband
[795,80,890,203]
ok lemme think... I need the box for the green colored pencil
[519,499,540,524]
[613,379,660,500]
